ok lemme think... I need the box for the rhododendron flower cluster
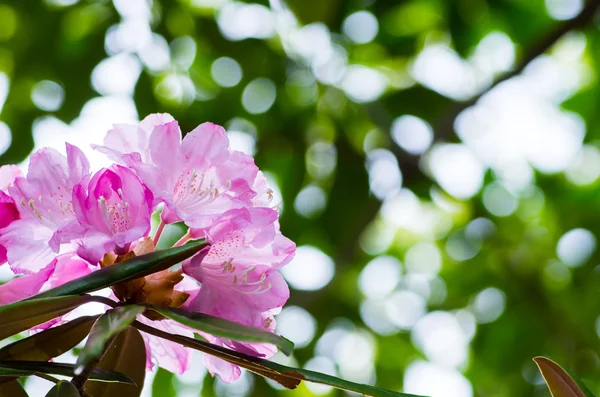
[0,114,295,382]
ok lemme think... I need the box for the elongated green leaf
[534,357,596,397]
[45,381,79,397]
[0,380,28,397]
[0,361,134,384]
[76,306,144,375]
[83,327,145,397]
[32,240,208,299]
[0,316,98,362]
[133,321,422,397]
[150,306,294,355]
[0,296,95,341]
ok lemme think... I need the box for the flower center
[19,185,74,226]
[97,188,132,233]
[172,168,230,210]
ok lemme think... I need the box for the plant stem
[34,372,59,384]
[153,220,166,247]
[173,232,191,247]
[87,295,118,308]
[70,335,116,393]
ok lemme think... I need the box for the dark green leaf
[534,357,596,397]
[0,380,28,397]
[133,321,422,397]
[32,240,208,299]
[45,381,80,397]
[0,316,98,362]
[150,306,294,356]
[0,296,95,341]
[0,361,134,384]
[83,327,146,397]
[76,306,144,375]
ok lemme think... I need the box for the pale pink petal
[66,143,90,186]
[0,165,22,191]
[0,262,55,304]
[95,123,152,163]
[203,348,241,384]
[149,121,183,175]
[137,316,193,374]
[0,219,54,274]
[43,253,94,290]
[139,113,175,132]
[181,122,230,168]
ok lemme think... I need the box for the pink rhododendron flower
[182,207,295,381]
[0,113,296,384]
[69,165,154,264]
[0,144,90,273]
[95,117,258,228]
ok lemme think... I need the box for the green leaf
[83,327,146,397]
[45,381,80,397]
[32,240,208,299]
[0,316,97,362]
[0,296,95,341]
[534,357,596,397]
[76,306,144,375]
[133,321,423,397]
[0,380,28,397]
[150,306,294,356]
[0,361,134,384]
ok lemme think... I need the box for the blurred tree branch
[345,0,600,266]
[436,0,600,140]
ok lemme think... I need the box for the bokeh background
[1,0,600,396]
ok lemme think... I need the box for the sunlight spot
[404,361,473,397]
[545,0,583,20]
[31,80,64,112]
[341,65,387,103]
[385,290,426,329]
[472,287,506,323]
[212,57,243,87]
[294,184,327,218]
[412,311,471,368]
[391,115,433,155]
[557,228,596,267]
[242,78,276,114]
[276,306,317,348]
[428,144,485,200]
[359,256,402,299]
[304,357,337,395]
[0,121,11,156]
[482,182,518,217]
[281,245,334,291]
[342,11,379,44]
[565,145,600,185]
[366,149,402,199]
[91,54,142,96]
[405,242,442,277]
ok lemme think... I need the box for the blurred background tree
[1,0,600,396]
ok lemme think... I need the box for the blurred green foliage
[3,0,600,396]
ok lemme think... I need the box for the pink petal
[0,219,55,274]
[139,113,175,132]
[204,351,242,383]
[0,165,22,191]
[137,317,193,374]
[0,262,55,304]
[181,122,230,168]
